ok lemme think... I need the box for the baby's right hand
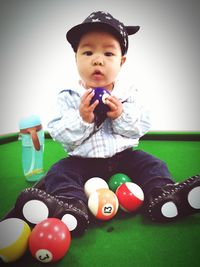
[79,89,99,123]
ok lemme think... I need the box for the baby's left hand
[106,95,123,120]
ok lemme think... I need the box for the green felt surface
[0,134,200,266]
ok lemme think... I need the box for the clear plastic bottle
[19,115,44,182]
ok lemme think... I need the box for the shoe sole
[15,188,89,236]
[146,175,200,222]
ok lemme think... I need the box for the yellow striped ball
[0,218,31,263]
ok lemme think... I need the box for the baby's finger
[81,89,94,103]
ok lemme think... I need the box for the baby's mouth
[93,70,103,76]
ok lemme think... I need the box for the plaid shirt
[48,80,151,158]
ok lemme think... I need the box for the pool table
[0,132,200,266]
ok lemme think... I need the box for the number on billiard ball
[88,188,119,220]
[29,218,71,263]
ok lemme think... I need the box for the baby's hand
[106,95,123,120]
[79,89,99,123]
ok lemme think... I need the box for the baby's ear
[121,56,126,66]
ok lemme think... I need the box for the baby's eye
[105,52,114,56]
[83,51,93,56]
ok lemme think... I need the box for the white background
[0,0,200,134]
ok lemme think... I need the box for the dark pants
[44,149,174,204]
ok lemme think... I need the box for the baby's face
[76,31,126,91]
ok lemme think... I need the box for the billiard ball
[108,173,132,192]
[116,182,144,212]
[84,177,109,198]
[29,218,71,263]
[88,188,119,220]
[90,87,111,115]
[0,218,31,263]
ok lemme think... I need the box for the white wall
[0,0,200,134]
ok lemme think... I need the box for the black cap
[66,11,140,55]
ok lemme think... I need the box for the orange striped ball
[88,188,119,220]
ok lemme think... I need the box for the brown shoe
[143,174,200,222]
[15,187,89,236]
